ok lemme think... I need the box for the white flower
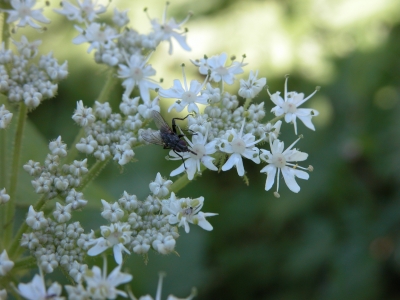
[269,77,319,135]
[112,8,129,27]
[118,54,159,101]
[113,142,134,165]
[0,105,12,129]
[260,137,310,196]
[149,173,172,197]
[3,0,50,29]
[150,2,191,54]
[238,70,266,99]
[54,0,106,23]
[73,23,119,53]
[72,100,96,127]
[193,53,246,85]
[12,35,42,58]
[84,258,132,299]
[18,268,64,300]
[26,206,48,230]
[162,193,217,233]
[87,222,132,264]
[219,119,262,176]
[101,199,124,222]
[160,65,209,114]
[0,250,14,276]
[169,129,218,180]
[0,188,10,204]
[52,202,72,223]
[260,120,282,142]
[138,96,160,119]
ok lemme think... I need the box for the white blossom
[269,76,319,135]
[84,260,132,299]
[18,268,64,300]
[219,119,262,176]
[160,65,209,114]
[0,250,14,276]
[3,0,50,29]
[54,0,106,23]
[162,193,217,233]
[149,173,173,197]
[260,137,310,196]
[87,222,132,264]
[149,2,191,54]
[0,188,10,204]
[169,129,218,180]
[118,54,159,101]
[193,52,246,85]
[238,70,266,99]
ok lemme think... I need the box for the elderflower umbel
[0,250,14,276]
[269,76,319,135]
[160,64,209,114]
[260,137,310,197]
[3,0,50,29]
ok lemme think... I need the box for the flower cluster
[0,0,322,298]
[87,172,217,264]
[157,57,318,197]
[0,36,67,110]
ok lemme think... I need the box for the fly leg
[171,114,192,134]
[173,150,187,169]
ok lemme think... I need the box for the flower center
[216,66,228,76]
[191,143,205,158]
[272,153,286,168]
[131,67,143,81]
[182,91,196,103]
[282,101,297,114]
[231,137,246,154]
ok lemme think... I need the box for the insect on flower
[141,110,196,168]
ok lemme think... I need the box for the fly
[141,110,196,168]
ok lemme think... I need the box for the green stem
[243,98,252,110]
[78,158,111,191]
[268,114,284,125]
[3,103,27,248]
[170,165,206,194]
[12,256,36,272]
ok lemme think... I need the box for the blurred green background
[10,0,400,299]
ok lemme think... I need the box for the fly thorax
[282,101,297,114]
[272,153,286,168]
[131,67,143,81]
[182,91,196,103]
[231,137,246,154]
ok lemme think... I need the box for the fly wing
[151,110,171,134]
[141,129,164,146]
